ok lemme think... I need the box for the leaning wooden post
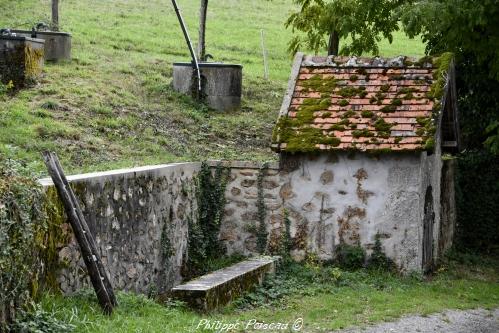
[52,0,59,31]
[198,0,208,61]
[42,151,117,314]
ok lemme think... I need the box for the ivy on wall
[0,158,46,327]
[186,162,230,277]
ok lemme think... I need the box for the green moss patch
[338,99,349,107]
[272,116,341,152]
[301,74,338,94]
[352,129,374,138]
[337,86,366,98]
[361,111,374,118]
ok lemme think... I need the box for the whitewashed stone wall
[218,151,444,273]
[40,163,200,295]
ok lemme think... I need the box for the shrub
[0,158,46,328]
[335,243,366,270]
[8,305,74,333]
[367,234,396,271]
[233,261,343,310]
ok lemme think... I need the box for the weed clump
[335,244,366,269]
[367,234,396,271]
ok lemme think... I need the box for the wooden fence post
[52,0,59,31]
[260,29,269,80]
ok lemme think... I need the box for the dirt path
[333,308,499,333]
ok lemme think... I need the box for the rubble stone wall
[218,152,440,273]
[40,163,200,295]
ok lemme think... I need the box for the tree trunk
[327,30,339,56]
[198,0,208,61]
[52,0,59,31]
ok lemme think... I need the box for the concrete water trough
[11,30,71,61]
[173,62,242,112]
[0,35,45,87]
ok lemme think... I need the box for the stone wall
[40,154,453,295]
[40,163,200,295]
[217,151,447,273]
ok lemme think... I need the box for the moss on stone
[349,74,358,82]
[357,68,368,76]
[38,186,74,293]
[341,110,356,119]
[392,98,402,106]
[429,52,453,101]
[272,115,341,152]
[301,74,338,94]
[352,129,373,138]
[338,99,349,107]
[330,124,346,131]
[380,84,390,93]
[337,86,366,98]
[374,118,394,132]
[361,110,374,118]
[415,55,433,67]
[380,105,396,113]
[297,98,331,123]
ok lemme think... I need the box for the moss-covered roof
[272,54,454,153]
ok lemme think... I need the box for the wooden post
[42,151,117,314]
[198,0,208,61]
[52,0,59,31]
[260,29,269,80]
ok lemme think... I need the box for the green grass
[0,0,425,174]
[39,257,498,332]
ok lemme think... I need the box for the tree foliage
[398,0,499,253]
[399,0,499,153]
[400,0,499,80]
[285,0,404,55]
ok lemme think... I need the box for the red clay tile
[274,57,441,152]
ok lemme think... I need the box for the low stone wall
[39,155,455,295]
[40,163,200,295]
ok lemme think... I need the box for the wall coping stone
[207,160,279,170]
[38,162,201,186]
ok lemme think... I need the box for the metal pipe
[171,0,202,95]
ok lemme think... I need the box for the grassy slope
[1,0,424,175]
[42,259,499,332]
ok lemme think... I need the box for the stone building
[268,53,459,272]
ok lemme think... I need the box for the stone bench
[171,256,280,311]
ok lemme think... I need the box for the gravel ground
[333,308,499,333]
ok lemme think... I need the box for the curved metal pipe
[171,0,202,96]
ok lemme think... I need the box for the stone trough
[172,256,279,311]
[173,62,243,112]
[0,35,44,87]
[11,30,71,61]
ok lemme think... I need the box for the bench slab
[172,256,279,311]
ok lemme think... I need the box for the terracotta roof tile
[272,55,448,153]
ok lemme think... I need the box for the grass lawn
[40,256,499,332]
[0,0,425,175]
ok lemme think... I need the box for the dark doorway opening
[422,186,435,273]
